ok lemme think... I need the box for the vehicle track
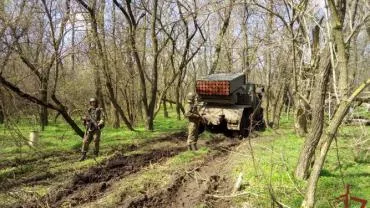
[16,132,186,208]
[22,133,239,208]
[122,136,239,208]
[1,132,186,192]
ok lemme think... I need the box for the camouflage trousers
[187,121,199,145]
[82,130,101,154]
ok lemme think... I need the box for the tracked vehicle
[196,73,264,136]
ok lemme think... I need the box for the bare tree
[208,0,235,74]
[76,0,134,130]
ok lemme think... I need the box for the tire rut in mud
[40,147,186,207]
[124,137,239,208]
[21,132,187,208]
[2,132,186,193]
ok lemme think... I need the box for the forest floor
[0,109,369,208]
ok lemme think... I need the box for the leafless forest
[0,0,369,207]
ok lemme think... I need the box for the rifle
[83,115,99,132]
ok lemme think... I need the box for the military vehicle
[196,73,264,137]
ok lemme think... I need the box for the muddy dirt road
[8,132,241,208]
[125,139,238,208]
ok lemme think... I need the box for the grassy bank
[229,116,370,208]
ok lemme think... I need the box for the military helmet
[89,97,97,103]
[186,92,196,103]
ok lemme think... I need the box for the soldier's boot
[192,143,198,151]
[79,152,87,161]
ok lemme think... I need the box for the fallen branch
[345,118,370,126]
[206,191,259,198]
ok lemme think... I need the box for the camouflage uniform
[80,98,105,161]
[184,93,201,151]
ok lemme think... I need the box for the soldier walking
[80,98,105,161]
[184,92,201,151]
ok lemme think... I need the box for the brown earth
[11,132,243,208]
[122,135,241,208]
[43,148,186,207]
[0,132,186,192]
[17,132,187,208]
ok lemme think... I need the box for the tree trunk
[112,103,120,128]
[0,88,4,124]
[77,0,134,130]
[71,11,76,72]
[145,0,159,131]
[262,0,273,128]
[263,89,271,127]
[327,0,348,96]
[302,78,370,208]
[51,95,84,137]
[294,104,308,136]
[295,56,331,180]
[242,0,250,76]
[39,81,48,130]
[208,0,235,74]
[272,84,287,128]
[90,45,106,111]
[146,113,154,131]
[163,95,169,118]
[175,77,182,120]
[0,75,85,137]
[0,100,4,124]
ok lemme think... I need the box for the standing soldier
[184,92,201,151]
[80,98,105,161]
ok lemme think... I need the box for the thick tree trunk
[146,113,154,131]
[294,104,308,136]
[302,78,370,208]
[295,57,331,180]
[327,0,348,96]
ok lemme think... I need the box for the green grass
[0,109,186,191]
[0,110,186,158]
[2,107,369,207]
[231,115,370,208]
[353,105,370,118]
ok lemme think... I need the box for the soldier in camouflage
[184,92,201,151]
[80,98,105,161]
